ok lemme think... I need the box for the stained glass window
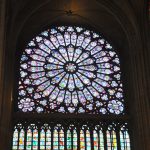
[12,127,19,150]
[73,129,78,150]
[46,128,51,149]
[12,122,131,150]
[59,129,64,149]
[80,129,85,150]
[120,124,131,150]
[67,129,72,150]
[53,128,58,150]
[17,26,124,114]
[40,128,45,150]
[93,125,104,150]
[26,124,38,150]
[93,130,98,150]
[13,25,131,150]
[19,129,25,149]
[40,124,51,149]
[26,128,32,150]
[86,130,91,150]
[107,125,117,150]
[99,129,104,150]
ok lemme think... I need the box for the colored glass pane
[12,123,131,150]
[120,126,131,150]
[19,129,24,149]
[59,130,64,150]
[107,126,117,150]
[17,26,124,115]
[26,129,32,150]
[80,130,85,150]
[33,129,38,150]
[86,130,91,150]
[93,130,98,150]
[46,129,51,149]
[40,129,45,150]
[99,130,104,150]
[53,129,58,150]
[12,129,18,150]
[67,130,72,150]
[73,129,77,150]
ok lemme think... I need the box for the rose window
[18,26,124,114]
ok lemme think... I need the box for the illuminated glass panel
[80,130,85,150]
[59,129,64,150]
[67,130,72,150]
[53,129,58,150]
[40,129,45,150]
[46,129,51,149]
[86,130,91,150]
[99,130,104,150]
[73,129,77,150]
[93,130,98,150]
[18,129,24,149]
[33,129,38,150]
[26,129,32,150]
[18,26,124,115]
[107,126,117,150]
[12,123,131,150]
[12,129,18,150]
[120,125,131,150]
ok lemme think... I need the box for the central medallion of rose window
[65,62,77,73]
[44,46,98,92]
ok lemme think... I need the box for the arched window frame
[12,25,131,150]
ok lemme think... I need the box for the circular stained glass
[18,26,124,114]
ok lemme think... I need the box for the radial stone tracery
[18,26,124,114]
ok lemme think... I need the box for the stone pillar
[0,0,12,150]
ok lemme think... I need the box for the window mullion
[64,128,67,150]
[77,127,80,150]
[116,128,121,150]
[17,129,20,150]
[90,128,94,150]
[31,128,33,150]
[84,130,87,150]
[103,128,107,150]
[51,127,53,150]
[38,125,40,150]
[24,125,27,150]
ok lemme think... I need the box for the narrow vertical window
[107,126,117,150]
[67,130,72,150]
[19,129,25,149]
[26,128,32,150]
[80,130,85,150]
[40,129,45,150]
[12,128,18,150]
[59,129,64,150]
[53,128,58,150]
[99,130,104,150]
[120,125,131,150]
[46,128,51,149]
[33,128,38,149]
[73,128,77,150]
[93,130,98,150]
[86,130,91,150]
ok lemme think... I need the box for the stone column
[0,0,12,150]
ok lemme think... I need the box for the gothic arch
[0,1,149,150]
